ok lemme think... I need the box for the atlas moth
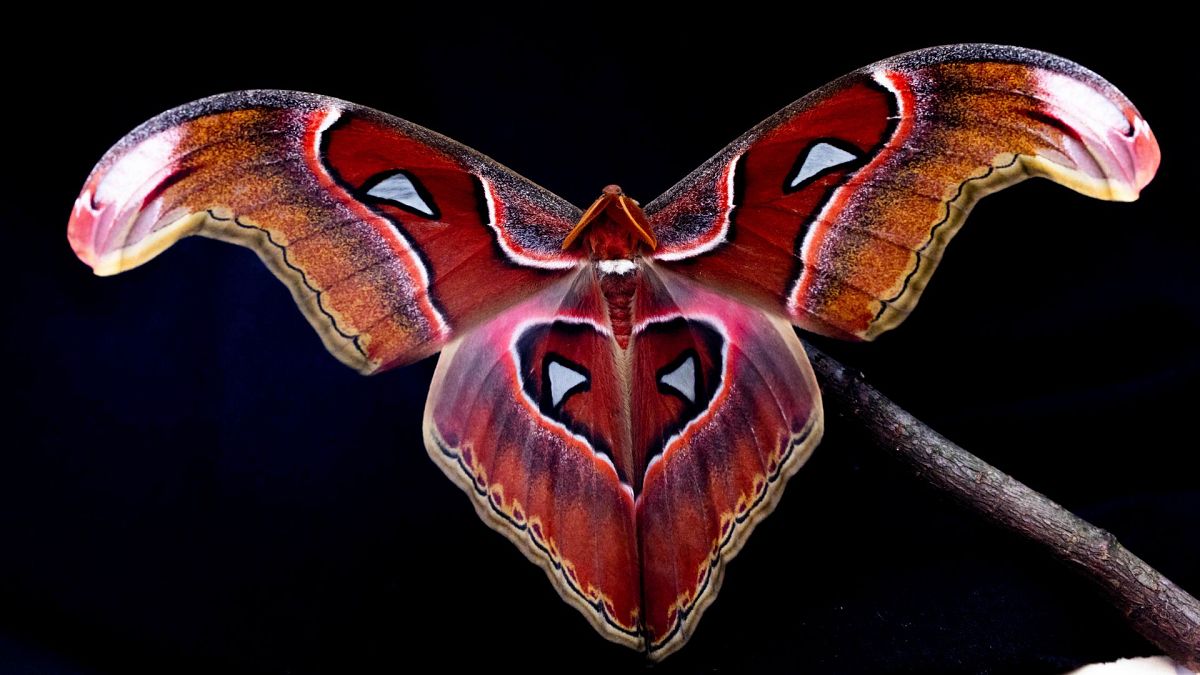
[67,44,1159,660]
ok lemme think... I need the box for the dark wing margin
[646,44,1160,341]
[68,90,582,373]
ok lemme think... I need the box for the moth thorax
[597,266,638,348]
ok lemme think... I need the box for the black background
[3,17,1197,675]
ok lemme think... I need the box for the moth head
[561,184,657,258]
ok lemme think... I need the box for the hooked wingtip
[1031,69,1162,203]
[66,125,205,276]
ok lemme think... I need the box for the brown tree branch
[803,341,1200,668]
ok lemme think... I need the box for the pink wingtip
[1128,112,1161,194]
[67,173,108,271]
[67,126,187,274]
[1035,70,1161,200]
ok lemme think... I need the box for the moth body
[564,185,659,348]
[596,263,639,348]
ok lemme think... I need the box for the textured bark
[804,342,1200,668]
